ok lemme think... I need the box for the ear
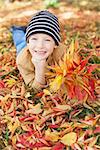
[54,45,57,49]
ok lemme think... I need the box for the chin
[36,56,47,60]
[38,54,49,59]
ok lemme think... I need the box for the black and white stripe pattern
[26,10,61,45]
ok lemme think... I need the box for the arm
[31,57,47,85]
[16,48,45,91]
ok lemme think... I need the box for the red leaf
[94,127,100,134]
[19,116,29,121]
[89,79,96,99]
[52,142,65,150]
[69,109,79,119]
[75,86,83,100]
[89,79,95,90]
[87,64,97,73]
[0,80,5,89]
[67,83,75,99]
[49,124,59,129]
[35,92,44,97]
[19,116,38,122]
[33,142,46,148]
[80,58,88,70]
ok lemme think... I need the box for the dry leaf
[61,132,77,146]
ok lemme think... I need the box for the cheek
[47,48,54,56]
[29,42,34,48]
[50,48,54,54]
[27,43,34,55]
[47,45,55,54]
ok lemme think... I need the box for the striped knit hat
[26,10,61,46]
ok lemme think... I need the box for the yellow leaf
[42,108,53,116]
[43,89,52,96]
[3,115,12,123]
[66,39,74,63]
[87,147,94,150]
[12,135,17,145]
[74,38,79,51]
[21,83,26,97]
[28,103,35,109]
[47,65,62,74]
[25,92,31,98]
[5,78,16,88]
[21,125,29,131]
[73,52,80,65]
[55,104,71,111]
[61,132,77,146]
[8,118,20,137]
[50,75,63,92]
[45,129,59,142]
[38,147,51,150]
[59,59,67,76]
[26,103,42,114]
[1,94,10,108]
[60,122,73,128]
[89,136,98,147]
[6,102,14,114]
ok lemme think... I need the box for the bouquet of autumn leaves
[48,38,97,101]
[0,38,99,150]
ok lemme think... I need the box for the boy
[11,10,66,91]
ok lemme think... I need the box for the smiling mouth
[34,50,47,54]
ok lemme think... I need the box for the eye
[31,37,37,41]
[45,39,51,42]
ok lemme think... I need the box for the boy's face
[27,33,56,60]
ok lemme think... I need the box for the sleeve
[16,48,44,91]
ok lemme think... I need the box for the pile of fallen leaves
[0,0,100,148]
[0,35,100,150]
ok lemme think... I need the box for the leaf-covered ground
[0,0,100,150]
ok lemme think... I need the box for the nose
[36,39,44,49]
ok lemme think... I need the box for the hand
[31,57,47,85]
[31,57,47,69]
